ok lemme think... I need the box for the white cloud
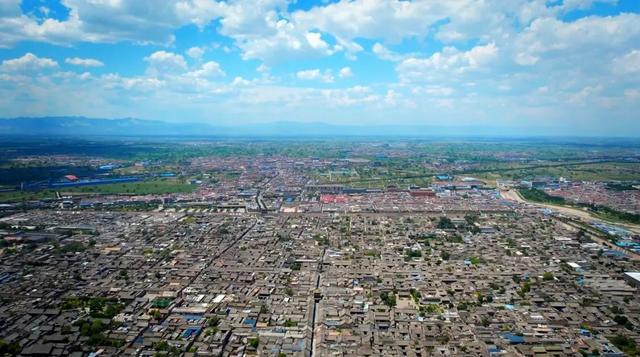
[82,50,228,99]
[205,0,342,63]
[0,0,630,69]
[514,52,539,66]
[383,89,399,106]
[231,76,251,86]
[174,0,226,28]
[0,0,440,61]
[145,51,187,76]
[65,57,104,67]
[397,43,498,83]
[186,46,205,60]
[229,17,341,63]
[320,86,379,106]
[296,68,334,83]
[0,52,57,72]
[624,88,639,101]
[0,0,226,52]
[372,43,404,61]
[102,73,166,91]
[431,0,620,44]
[185,61,225,79]
[514,14,640,67]
[466,43,498,68]
[305,32,331,52]
[413,86,455,96]
[338,66,352,78]
[293,0,448,43]
[613,50,640,74]
[559,0,617,12]
[0,0,227,47]
[569,85,603,105]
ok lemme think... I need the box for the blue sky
[0,0,639,136]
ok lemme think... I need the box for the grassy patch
[518,188,566,205]
[609,334,638,356]
[151,297,173,309]
[588,204,640,225]
[60,297,125,319]
[0,190,57,202]
[62,180,195,195]
[0,180,195,202]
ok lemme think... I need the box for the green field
[490,162,640,181]
[0,180,196,203]
[62,180,196,195]
[0,190,57,202]
[519,188,567,205]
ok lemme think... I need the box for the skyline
[1,0,640,136]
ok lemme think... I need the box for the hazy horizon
[3,116,640,138]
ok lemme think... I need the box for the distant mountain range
[0,117,213,137]
[0,117,636,139]
[0,116,477,138]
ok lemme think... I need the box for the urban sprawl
[1,140,640,357]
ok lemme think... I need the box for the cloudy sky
[0,0,639,135]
